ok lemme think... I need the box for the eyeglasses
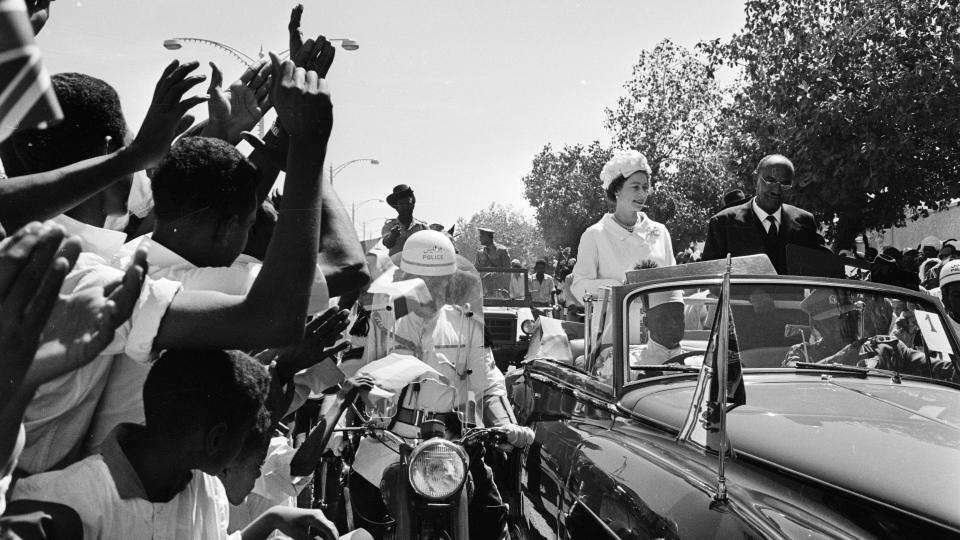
[758,174,793,190]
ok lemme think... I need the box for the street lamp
[361,216,393,242]
[329,158,379,184]
[163,37,360,68]
[351,198,384,225]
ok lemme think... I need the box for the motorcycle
[321,250,517,540]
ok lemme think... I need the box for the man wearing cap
[476,227,511,268]
[381,184,428,256]
[476,227,512,294]
[508,259,527,300]
[640,290,686,364]
[701,154,828,274]
[920,235,942,261]
[720,189,749,211]
[783,289,956,380]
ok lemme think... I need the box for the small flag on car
[703,264,747,433]
[0,0,62,142]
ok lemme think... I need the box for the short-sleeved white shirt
[18,259,182,474]
[84,234,331,455]
[13,424,238,540]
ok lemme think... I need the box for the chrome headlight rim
[407,438,468,501]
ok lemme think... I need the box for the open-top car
[505,257,960,539]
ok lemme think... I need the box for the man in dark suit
[701,154,827,274]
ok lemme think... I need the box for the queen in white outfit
[571,150,675,301]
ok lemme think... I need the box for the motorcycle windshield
[361,253,489,431]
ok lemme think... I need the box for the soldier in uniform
[381,184,428,256]
[475,227,511,295]
[783,288,956,381]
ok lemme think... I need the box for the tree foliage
[605,39,737,247]
[453,203,550,267]
[702,0,960,248]
[521,142,612,253]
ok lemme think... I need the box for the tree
[454,203,550,268]
[703,0,960,249]
[521,142,612,253]
[605,39,737,247]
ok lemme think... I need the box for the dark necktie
[764,215,779,266]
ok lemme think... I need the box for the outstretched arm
[0,61,207,231]
[155,53,331,350]
[318,177,370,297]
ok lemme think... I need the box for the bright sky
[37,0,745,239]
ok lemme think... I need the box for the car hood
[726,378,960,528]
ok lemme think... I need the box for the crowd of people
[2,1,959,539]
[0,3,538,539]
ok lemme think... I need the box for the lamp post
[163,37,360,136]
[362,216,393,242]
[163,37,360,68]
[329,158,379,184]
[351,198,384,226]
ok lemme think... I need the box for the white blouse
[571,212,675,301]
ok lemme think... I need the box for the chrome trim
[526,372,620,415]
[407,439,468,501]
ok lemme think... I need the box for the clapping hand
[30,248,148,386]
[205,61,272,145]
[0,223,75,404]
[127,60,209,169]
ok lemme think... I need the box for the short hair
[5,73,127,175]
[755,154,794,175]
[143,349,270,437]
[151,137,259,224]
[534,259,547,266]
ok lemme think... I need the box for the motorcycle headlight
[407,439,468,500]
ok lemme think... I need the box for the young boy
[12,349,339,540]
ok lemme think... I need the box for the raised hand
[126,60,208,169]
[0,222,74,403]
[30,248,148,384]
[274,307,351,382]
[205,61,272,145]
[268,52,332,145]
[287,5,336,76]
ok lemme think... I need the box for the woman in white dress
[571,150,675,301]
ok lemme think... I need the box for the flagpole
[715,255,733,503]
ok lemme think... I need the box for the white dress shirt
[751,199,782,233]
[13,424,239,540]
[19,260,182,474]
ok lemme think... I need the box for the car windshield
[620,281,960,385]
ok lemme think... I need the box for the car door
[514,358,616,540]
